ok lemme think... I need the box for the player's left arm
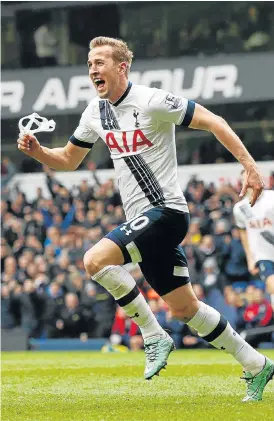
[189,103,264,206]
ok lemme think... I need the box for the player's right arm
[17,106,98,171]
[17,134,90,171]
[233,204,258,275]
[238,228,258,275]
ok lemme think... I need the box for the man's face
[88,46,121,99]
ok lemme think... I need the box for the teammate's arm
[238,229,259,275]
[189,103,264,206]
[17,134,90,171]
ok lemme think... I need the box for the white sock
[92,265,165,339]
[187,301,265,376]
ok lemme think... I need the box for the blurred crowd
[128,3,274,60]
[2,2,273,70]
[1,165,274,350]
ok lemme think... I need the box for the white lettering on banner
[140,70,173,92]
[1,81,24,113]
[142,65,242,100]
[174,67,204,99]
[125,66,242,100]
[202,65,242,99]
[33,78,67,111]
[1,64,243,115]
[67,76,95,108]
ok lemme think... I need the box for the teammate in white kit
[17,36,273,401]
[234,175,274,308]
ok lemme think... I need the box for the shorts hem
[158,277,190,296]
[105,232,131,264]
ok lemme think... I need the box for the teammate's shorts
[105,207,190,296]
[257,260,274,282]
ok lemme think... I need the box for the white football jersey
[70,83,195,220]
[233,190,274,263]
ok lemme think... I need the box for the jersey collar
[111,81,132,107]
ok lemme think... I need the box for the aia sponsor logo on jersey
[106,129,153,153]
[248,218,272,229]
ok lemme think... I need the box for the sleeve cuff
[69,135,94,149]
[181,100,195,127]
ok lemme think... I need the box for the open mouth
[94,79,105,91]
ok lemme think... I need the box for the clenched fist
[17,133,41,157]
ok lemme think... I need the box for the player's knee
[83,248,105,276]
[170,299,200,322]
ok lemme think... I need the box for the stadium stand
[1,166,273,349]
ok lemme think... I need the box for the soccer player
[17,37,273,401]
[234,171,274,309]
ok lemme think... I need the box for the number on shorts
[129,216,149,231]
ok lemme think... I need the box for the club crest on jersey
[133,109,140,128]
[165,94,182,109]
[106,130,153,153]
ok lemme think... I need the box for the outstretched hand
[239,165,265,206]
[17,133,41,157]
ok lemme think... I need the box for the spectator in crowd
[217,22,243,54]
[159,308,185,349]
[24,210,47,244]
[44,227,62,257]
[242,5,270,52]
[78,179,94,204]
[9,279,45,338]
[112,307,143,350]
[33,19,57,66]
[241,287,273,347]
[46,293,92,339]
[1,157,16,188]
[243,288,273,330]
[44,282,65,336]
[1,284,16,329]
[221,226,250,286]
[90,283,116,338]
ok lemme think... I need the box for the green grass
[1,350,274,421]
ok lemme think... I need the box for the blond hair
[89,36,134,76]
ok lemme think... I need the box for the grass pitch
[1,349,274,421]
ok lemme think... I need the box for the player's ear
[118,62,127,75]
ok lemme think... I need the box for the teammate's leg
[257,260,274,309]
[266,274,274,309]
[162,283,274,401]
[83,238,166,340]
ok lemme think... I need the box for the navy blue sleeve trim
[181,100,195,127]
[69,135,94,149]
